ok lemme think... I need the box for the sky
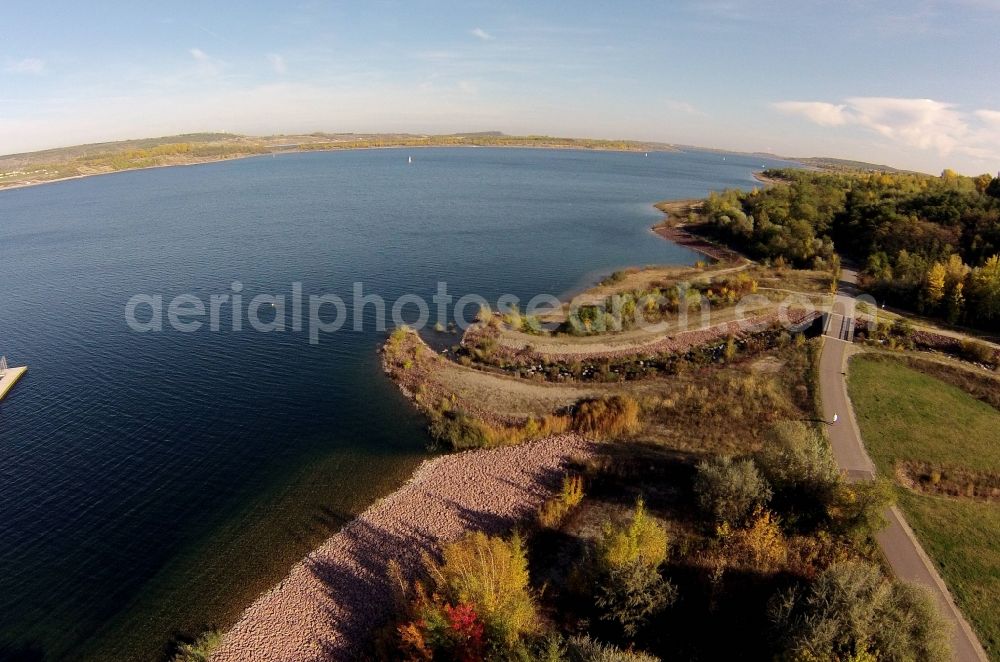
[2,0,1000,174]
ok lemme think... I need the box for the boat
[408,156,413,164]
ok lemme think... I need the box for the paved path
[819,274,989,662]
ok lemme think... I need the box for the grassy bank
[848,354,1000,659]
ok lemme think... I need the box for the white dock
[0,357,27,401]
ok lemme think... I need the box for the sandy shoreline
[213,434,594,661]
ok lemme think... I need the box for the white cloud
[976,109,1000,126]
[773,96,1000,161]
[189,48,209,61]
[773,101,849,127]
[267,53,287,74]
[470,27,494,41]
[4,57,45,75]
[846,97,967,153]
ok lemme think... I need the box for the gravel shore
[212,434,594,661]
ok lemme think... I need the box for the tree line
[698,168,1000,328]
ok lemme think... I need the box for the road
[819,270,989,662]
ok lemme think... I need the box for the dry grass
[537,475,585,529]
[571,396,641,440]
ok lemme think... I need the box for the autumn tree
[974,173,993,194]
[592,498,677,636]
[922,261,947,311]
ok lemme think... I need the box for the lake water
[0,147,789,660]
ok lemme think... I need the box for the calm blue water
[0,147,789,660]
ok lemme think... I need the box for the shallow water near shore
[0,147,789,660]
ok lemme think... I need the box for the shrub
[572,395,641,439]
[757,421,840,520]
[601,270,628,285]
[693,456,772,526]
[397,599,485,661]
[723,335,738,362]
[959,338,996,365]
[429,410,492,450]
[769,560,951,662]
[566,634,662,661]
[395,532,538,658]
[538,475,585,528]
[521,315,544,335]
[723,507,787,573]
[891,317,914,338]
[171,630,222,662]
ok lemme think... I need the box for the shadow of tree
[0,641,45,662]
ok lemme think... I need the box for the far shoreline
[0,142,780,194]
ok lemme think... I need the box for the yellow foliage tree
[426,532,537,647]
[729,507,787,573]
[597,498,668,571]
[923,262,946,309]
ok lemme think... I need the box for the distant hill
[792,156,912,173]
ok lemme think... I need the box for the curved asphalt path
[819,269,988,662]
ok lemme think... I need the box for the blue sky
[2,0,999,173]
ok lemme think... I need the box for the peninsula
[210,167,1000,661]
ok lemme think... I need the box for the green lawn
[848,355,1000,474]
[848,354,1000,660]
